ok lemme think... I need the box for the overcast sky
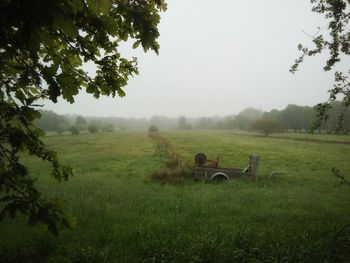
[43,0,345,118]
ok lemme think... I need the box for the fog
[43,0,346,118]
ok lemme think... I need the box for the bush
[69,126,80,135]
[102,124,114,132]
[148,125,159,133]
[88,124,99,133]
[250,118,281,137]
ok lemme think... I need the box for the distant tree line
[192,101,350,135]
[262,101,350,134]
[36,110,71,135]
[37,101,350,136]
[36,111,115,135]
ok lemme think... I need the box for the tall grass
[149,132,190,184]
[0,130,349,262]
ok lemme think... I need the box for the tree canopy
[291,0,350,130]
[250,118,281,137]
[0,0,166,235]
[36,110,70,134]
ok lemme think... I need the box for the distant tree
[76,116,87,125]
[251,118,281,137]
[221,116,236,130]
[342,108,350,134]
[280,105,314,132]
[235,107,263,130]
[150,115,178,129]
[76,116,87,131]
[69,126,80,135]
[239,107,264,119]
[178,116,191,130]
[56,123,67,135]
[102,124,114,132]
[148,125,159,133]
[88,124,99,133]
[291,0,350,131]
[88,119,103,130]
[235,115,251,130]
[197,117,216,129]
[37,110,70,134]
[325,101,350,134]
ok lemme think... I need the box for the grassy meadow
[1,130,350,262]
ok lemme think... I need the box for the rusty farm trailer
[193,153,260,181]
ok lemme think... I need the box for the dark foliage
[69,126,80,135]
[88,124,99,133]
[36,110,70,134]
[148,125,159,133]
[250,118,281,137]
[0,0,166,234]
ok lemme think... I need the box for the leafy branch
[291,0,350,132]
[0,0,166,235]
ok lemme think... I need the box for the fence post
[250,154,260,179]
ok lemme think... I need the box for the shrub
[102,124,114,132]
[69,126,80,135]
[148,125,159,133]
[250,118,281,137]
[88,124,99,133]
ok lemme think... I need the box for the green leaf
[21,106,40,122]
[98,0,111,14]
[42,63,59,80]
[48,81,61,103]
[68,55,82,67]
[28,28,41,53]
[0,209,6,221]
[132,41,141,49]
[53,13,78,38]
[0,0,165,236]
[48,221,59,236]
[12,163,28,177]
[86,0,99,15]
[101,16,118,35]
[71,0,85,12]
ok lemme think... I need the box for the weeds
[149,132,191,184]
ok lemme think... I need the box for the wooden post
[249,154,260,179]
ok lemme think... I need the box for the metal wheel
[194,153,207,166]
[210,173,229,182]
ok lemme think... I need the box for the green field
[230,129,350,143]
[1,130,350,262]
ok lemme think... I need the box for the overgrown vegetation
[148,125,159,133]
[149,131,190,184]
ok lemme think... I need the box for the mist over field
[42,0,349,118]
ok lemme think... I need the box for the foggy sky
[43,0,346,118]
